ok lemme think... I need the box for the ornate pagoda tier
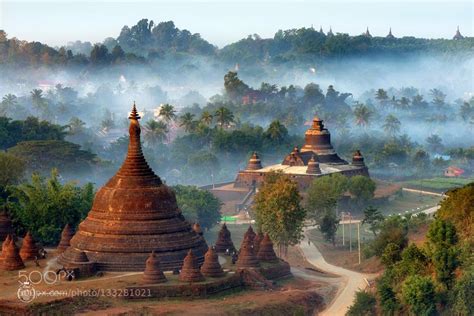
[296,116,346,164]
[214,224,236,254]
[59,104,208,272]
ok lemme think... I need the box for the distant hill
[0,19,472,67]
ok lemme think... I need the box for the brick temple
[59,104,208,272]
[234,116,369,190]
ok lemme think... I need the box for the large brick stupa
[59,104,208,271]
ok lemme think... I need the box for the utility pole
[342,212,345,246]
[357,222,361,265]
[349,212,352,252]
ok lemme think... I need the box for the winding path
[299,230,370,316]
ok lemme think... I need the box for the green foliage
[450,269,474,315]
[0,152,25,191]
[224,71,249,101]
[427,219,459,288]
[306,173,349,220]
[437,183,474,239]
[381,242,402,267]
[346,290,377,316]
[172,185,221,231]
[362,206,384,236]
[377,273,400,315]
[401,275,437,316]
[319,211,339,246]
[348,176,376,207]
[8,140,96,175]
[0,116,67,150]
[7,169,94,244]
[253,172,306,255]
[371,216,408,257]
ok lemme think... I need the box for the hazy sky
[0,0,472,48]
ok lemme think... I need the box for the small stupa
[0,205,15,244]
[244,226,256,245]
[56,224,75,254]
[179,250,205,282]
[306,155,322,174]
[1,239,25,270]
[236,236,260,269]
[20,231,39,261]
[386,27,395,39]
[200,247,224,278]
[352,150,366,167]
[257,234,279,263]
[245,152,263,170]
[1,234,12,255]
[253,231,264,254]
[214,223,236,254]
[142,251,167,284]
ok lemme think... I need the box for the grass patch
[403,177,474,191]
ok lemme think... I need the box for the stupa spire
[453,26,464,40]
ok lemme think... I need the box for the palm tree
[144,119,168,146]
[68,117,86,135]
[399,97,410,110]
[383,114,401,136]
[426,134,443,153]
[375,89,389,107]
[459,101,474,122]
[30,89,46,116]
[200,111,213,125]
[1,94,17,116]
[353,104,373,127]
[265,120,288,143]
[214,107,234,129]
[179,112,196,133]
[429,88,446,108]
[159,103,176,124]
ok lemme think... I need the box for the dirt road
[299,231,370,316]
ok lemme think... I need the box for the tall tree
[383,114,401,136]
[179,112,196,132]
[143,119,168,146]
[264,120,288,144]
[353,104,373,127]
[362,206,384,236]
[1,94,18,116]
[159,103,177,124]
[30,89,47,117]
[253,172,306,257]
[214,107,234,129]
[200,111,213,125]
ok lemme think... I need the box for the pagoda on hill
[453,26,464,40]
[59,103,208,271]
[386,28,395,39]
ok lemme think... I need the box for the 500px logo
[17,270,73,303]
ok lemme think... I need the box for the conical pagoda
[20,231,39,261]
[257,234,279,263]
[236,236,260,269]
[1,234,12,255]
[59,104,208,271]
[56,224,75,254]
[253,231,264,254]
[453,26,464,40]
[142,251,167,284]
[386,27,395,39]
[0,206,15,244]
[214,223,236,254]
[244,226,256,245]
[1,239,25,270]
[245,152,263,170]
[200,247,224,278]
[352,150,365,167]
[179,250,205,282]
